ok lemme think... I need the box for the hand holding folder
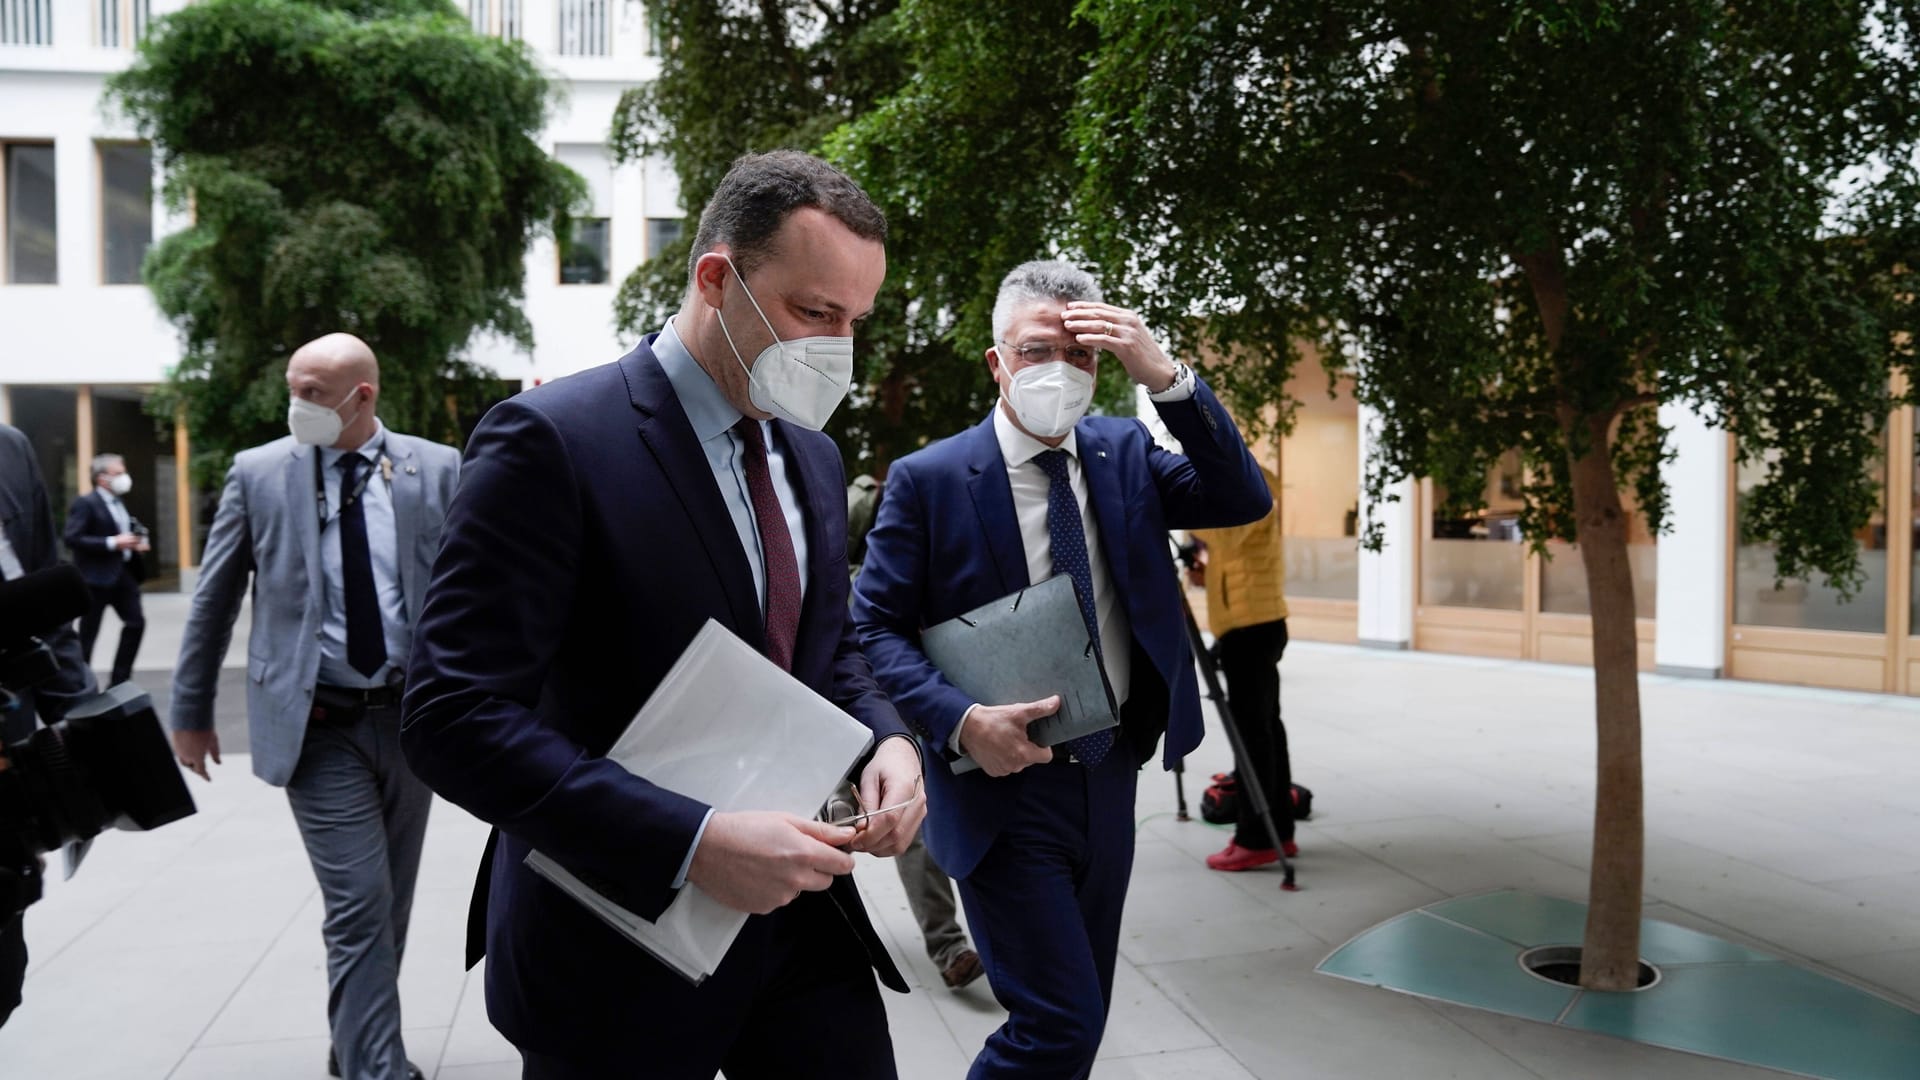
[525,620,875,984]
[919,574,1120,775]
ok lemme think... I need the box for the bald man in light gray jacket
[170,333,461,1080]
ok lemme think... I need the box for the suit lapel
[387,436,421,608]
[775,422,837,677]
[1076,423,1133,594]
[624,344,765,647]
[964,414,1030,595]
[289,444,322,601]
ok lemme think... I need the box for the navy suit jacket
[401,339,910,1056]
[61,491,140,587]
[852,381,1271,879]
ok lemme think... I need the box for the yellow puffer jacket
[1191,465,1288,637]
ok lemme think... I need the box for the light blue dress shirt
[653,318,813,887]
[317,422,408,689]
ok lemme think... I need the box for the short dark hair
[687,150,887,283]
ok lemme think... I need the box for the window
[1421,451,1527,610]
[469,0,522,40]
[100,142,152,285]
[95,0,150,48]
[645,217,684,261]
[1279,369,1360,601]
[1735,435,1890,633]
[556,143,612,285]
[558,0,610,57]
[4,142,57,285]
[1538,508,1658,619]
[561,219,610,284]
[0,0,54,46]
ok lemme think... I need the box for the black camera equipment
[0,565,197,920]
[1167,540,1297,891]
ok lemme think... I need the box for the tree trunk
[1568,416,1646,991]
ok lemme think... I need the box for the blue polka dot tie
[1033,449,1115,767]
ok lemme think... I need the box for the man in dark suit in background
[854,260,1271,1077]
[0,422,97,1027]
[401,150,925,1079]
[63,453,150,686]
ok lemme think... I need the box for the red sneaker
[1206,841,1279,872]
[1281,838,1300,858]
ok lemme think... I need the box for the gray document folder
[920,574,1120,774]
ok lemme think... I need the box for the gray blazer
[170,429,461,786]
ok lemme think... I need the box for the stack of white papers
[526,619,875,983]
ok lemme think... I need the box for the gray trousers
[896,832,970,967]
[285,702,433,1080]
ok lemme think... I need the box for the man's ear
[693,250,733,311]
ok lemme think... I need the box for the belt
[313,682,402,712]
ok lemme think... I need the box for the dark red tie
[734,419,801,671]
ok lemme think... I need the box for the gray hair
[90,453,124,483]
[990,260,1103,344]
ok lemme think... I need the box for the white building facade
[4,1,1908,698]
[0,0,679,588]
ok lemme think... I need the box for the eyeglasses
[999,341,1099,368]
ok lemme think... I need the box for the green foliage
[1072,0,1920,592]
[613,0,1128,472]
[110,0,584,484]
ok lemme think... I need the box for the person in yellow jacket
[1188,463,1297,869]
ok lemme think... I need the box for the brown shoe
[941,948,984,989]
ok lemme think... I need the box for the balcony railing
[558,0,610,57]
[0,0,54,47]
[469,0,523,41]
[96,0,151,49]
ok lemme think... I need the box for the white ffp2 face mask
[288,387,362,447]
[1002,358,1094,438]
[107,473,132,496]
[715,255,855,431]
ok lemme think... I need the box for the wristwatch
[1147,362,1190,396]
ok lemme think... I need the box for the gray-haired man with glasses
[855,260,1270,1075]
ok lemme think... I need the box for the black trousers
[0,913,23,1030]
[1215,618,1291,848]
[518,889,896,1080]
[79,568,144,687]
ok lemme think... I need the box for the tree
[612,0,1119,473]
[1071,1,1919,989]
[109,0,584,482]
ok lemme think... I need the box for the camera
[0,565,196,920]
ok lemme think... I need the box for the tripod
[1171,587,1298,891]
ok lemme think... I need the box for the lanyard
[315,448,389,532]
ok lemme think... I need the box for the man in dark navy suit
[401,150,925,1079]
[62,452,149,686]
[853,260,1271,1077]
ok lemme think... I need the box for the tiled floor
[4,628,1918,1078]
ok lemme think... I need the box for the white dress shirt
[317,422,409,689]
[952,367,1197,751]
[0,526,22,580]
[994,404,1135,705]
[99,490,133,561]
